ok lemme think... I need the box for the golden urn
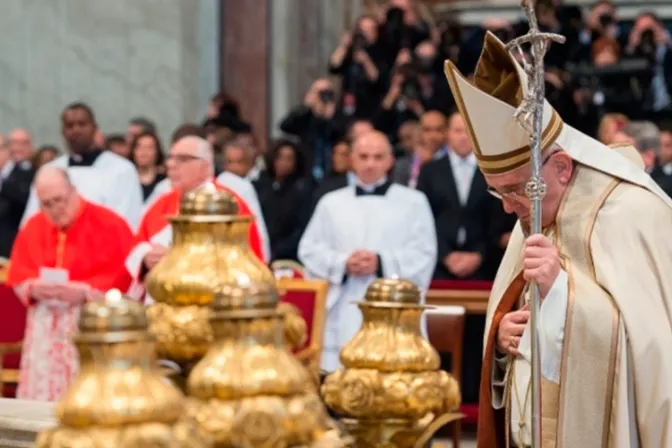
[321,278,462,448]
[183,253,348,447]
[144,183,306,369]
[36,290,211,448]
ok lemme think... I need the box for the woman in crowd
[129,131,166,202]
[257,139,312,261]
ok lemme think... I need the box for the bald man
[0,129,36,257]
[126,136,265,303]
[7,166,134,401]
[299,130,437,371]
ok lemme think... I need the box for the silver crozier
[505,1,565,446]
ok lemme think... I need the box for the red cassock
[125,182,265,300]
[6,199,134,401]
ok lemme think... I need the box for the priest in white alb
[298,130,437,372]
[21,102,144,231]
[444,32,672,447]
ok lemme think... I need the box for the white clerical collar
[448,150,476,167]
[663,163,672,176]
[356,176,387,193]
[346,171,357,185]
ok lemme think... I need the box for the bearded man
[444,32,672,447]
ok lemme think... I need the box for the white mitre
[443,31,672,206]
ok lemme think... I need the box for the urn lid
[77,289,148,342]
[180,182,239,216]
[211,270,279,317]
[363,278,421,305]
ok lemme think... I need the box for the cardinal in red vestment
[125,135,265,302]
[7,166,134,401]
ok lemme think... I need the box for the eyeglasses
[40,194,70,210]
[167,154,201,164]
[487,151,558,201]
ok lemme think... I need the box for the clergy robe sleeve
[125,212,156,282]
[234,197,266,263]
[491,269,568,408]
[240,183,271,262]
[297,199,349,285]
[377,195,437,291]
[111,166,144,232]
[7,217,43,306]
[517,269,568,384]
[83,215,135,293]
[590,188,672,447]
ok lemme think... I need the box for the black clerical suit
[651,164,672,198]
[417,155,502,281]
[0,161,35,257]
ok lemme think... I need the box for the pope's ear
[552,151,574,183]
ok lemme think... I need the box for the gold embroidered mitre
[444,31,563,175]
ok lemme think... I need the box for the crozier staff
[444,32,672,447]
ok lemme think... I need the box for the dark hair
[129,116,157,134]
[61,102,96,124]
[171,123,206,144]
[591,0,614,11]
[104,133,126,148]
[659,120,672,134]
[33,145,60,169]
[129,131,165,168]
[265,139,305,181]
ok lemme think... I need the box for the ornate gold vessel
[145,183,306,368]
[183,246,347,447]
[321,278,462,448]
[36,290,211,447]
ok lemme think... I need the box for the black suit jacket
[417,157,510,280]
[312,174,349,209]
[0,162,35,257]
[651,165,672,198]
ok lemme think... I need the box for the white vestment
[298,184,437,371]
[21,152,143,231]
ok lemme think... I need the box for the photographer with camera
[566,37,648,135]
[569,1,626,63]
[329,15,386,119]
[279,78,346,181]
[376,0,432,68]
[626,12,672,117]
[374,40,454,139]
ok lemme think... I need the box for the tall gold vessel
[321,278,462,448]
[144,183,306,370]
[36,290,211,447]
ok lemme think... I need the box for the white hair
[624,121,661,155]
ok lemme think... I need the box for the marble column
[0,0,219,148]
[269,0,364,138]
[220,0,270,147]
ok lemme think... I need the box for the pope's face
[485,151,573,230]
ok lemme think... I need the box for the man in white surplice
[21,102,143,231]
[299,130,437,372]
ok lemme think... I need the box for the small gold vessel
[321,278,462,448]
[145,183,306,369]
[183,245,347,447]
[36,289,211,448]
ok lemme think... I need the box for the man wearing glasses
[125,135,265,304]
[445,32,672,446]
[6,166,134,401]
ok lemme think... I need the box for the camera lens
[598,13,613,28]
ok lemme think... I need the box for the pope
[444,32,672,447]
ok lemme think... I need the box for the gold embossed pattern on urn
[35,290,211,448]
[321,278,462,448]
[184,261,348,447]
[144,183,275,365]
